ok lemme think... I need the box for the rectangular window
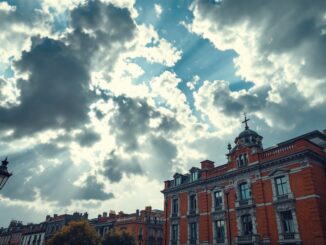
[172,199,178,215]
[189,222,197,243]
[280,211,295,234]
[189,194,197,212]
[215,220,225,243]
[175,177,181,186]
[275,176,289,197]
[241,215,253,235]
[239,183,251,200]
[172,224,178,241]
[191,171,198,181]
[214,190,223,209]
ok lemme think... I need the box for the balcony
[189,238,197,245]
[187,209,198,217]
[214,205,223,212]
[283,233,295,240]
[236,234,260,244]
[216,237,225,244]
[236,198,255,209]
[171,212,179,218]
[279,233,302,244]
[273,193,294,205]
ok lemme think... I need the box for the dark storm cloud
[76,129,101,147]
[146,136,177,180]
[2,143,113,205]
[212,84,268,117]
[102,151,143,183]
[109,95,181,151]
[75,176,114,201]
[102,95,182,182]
[0,0,136,137]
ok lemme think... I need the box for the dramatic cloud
[1,0,325,227]
[102,151,143,183]
[0,0,136,137]
[189,0,326,130]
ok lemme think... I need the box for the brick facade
[113,206,164,245]
[162,126,326,245]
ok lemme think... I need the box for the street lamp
[0,157,12,190]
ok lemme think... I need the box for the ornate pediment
[268,168,290,177]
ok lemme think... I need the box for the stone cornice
[162,149,325,195]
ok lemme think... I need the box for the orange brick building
[162,120,326,245]
[113,206,164,245]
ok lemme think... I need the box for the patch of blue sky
[50,8,69,34]
[130,57,167,86]
[134,0,252,94]
[134,0,254,126]
[3,65,14,79]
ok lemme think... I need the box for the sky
[0,0,326,226]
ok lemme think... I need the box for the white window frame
[211,187,225,212]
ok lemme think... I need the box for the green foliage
[102,230,135,245]
[46,220,101,245]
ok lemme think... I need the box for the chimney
[103,212,107,218]
[109,210,116,218]
[46,215,51,221]
[83,212,88,219]
[200,160,214,170]
[98,214,102,219]
[145,206,152,212]
[136,209,140,216]
[54,214,58,218]
[164,180,170,189]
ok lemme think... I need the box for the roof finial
[227,142,231,152]
[1,157,9,167]
[242,113,250,130]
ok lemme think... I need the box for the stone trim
[162,150,324,195]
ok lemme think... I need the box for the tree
[102,230,135,245]
[46,220,101,245]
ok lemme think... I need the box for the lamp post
[0,157,12,190]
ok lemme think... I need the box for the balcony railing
[236,234,260,244]
[189,238,197,245]
[282,232,296,240]
[171,212,178,218]
[277,194,289,200]
[188,209,197,215]
[273,193,294,203]
[239,199,249,206]
[214,205,223,212]
[216,237,225,244]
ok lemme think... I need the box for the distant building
[162,120,326,245]
[114,206,164,245]
[89,211,116,237]
[0,220,24,245]
[21,222,47,245]
[44,212,88,239]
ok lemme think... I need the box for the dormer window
[191,171,198,182]
[175,177,181,186]
[237,154,248,168]
[174,174,182,186]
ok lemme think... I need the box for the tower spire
[242,113,250,130]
